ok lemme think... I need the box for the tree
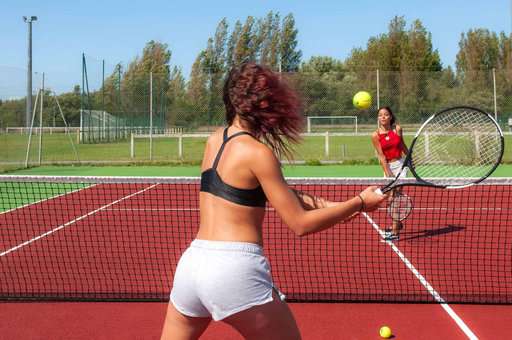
[280,14,302,72]
[226,20,242,70]
[186,53,209,126]
[258,11,280,68]
[121,40,172,118]
[233,16,257,65]
[202,19,229,125]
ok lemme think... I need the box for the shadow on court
[401,225,465,241]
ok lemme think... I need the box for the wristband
[357,194,365,212]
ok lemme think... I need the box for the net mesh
[387,193,412,221]
[411,107,503,182]
[1,176,511,303]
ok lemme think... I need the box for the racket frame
[387,191,413,221]
[380,106,504,194]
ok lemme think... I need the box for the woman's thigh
[160,303,211,340]
[223,291,301,340]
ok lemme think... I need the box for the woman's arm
[371,132,393,177]
[292,189,336,210]
[396,125,409,155]
[251,144,386,237]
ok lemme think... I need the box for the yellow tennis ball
[353,91,372,109]
[379,326,392,338]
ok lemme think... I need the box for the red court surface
[1,178,511,339]
[1,302,511,339]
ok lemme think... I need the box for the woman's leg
[391,188,404,236]
[160,302,211,340]
[223,291,301,340]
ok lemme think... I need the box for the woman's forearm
[293,196,363,236]
[292,189,336,210]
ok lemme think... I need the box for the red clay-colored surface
[1,302,510,339]
[2,183,510,303]
[1,181,511,338]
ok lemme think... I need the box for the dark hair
[378,106,396,126]
[223,62,303,160]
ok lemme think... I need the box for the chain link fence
[1,66,511,169]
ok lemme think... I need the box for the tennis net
[1,175,511,303]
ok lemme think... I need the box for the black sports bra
[200,128,267,207]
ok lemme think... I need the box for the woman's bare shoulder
[206,127,225,144]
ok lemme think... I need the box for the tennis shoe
[383,231,400,241]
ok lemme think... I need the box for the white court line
[0,183,159,257]
[377,207,508,212]
[0,184,97,215]
[363,212,478,340]
[103,207,508,212]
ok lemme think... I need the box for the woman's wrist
[356,194,365,212]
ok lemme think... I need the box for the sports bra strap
[211,127,253,169]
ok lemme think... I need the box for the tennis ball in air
[353,91,372,109]
[379,326,392,339]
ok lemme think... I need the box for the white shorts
[387,158,407,178]
[170,239,282,321]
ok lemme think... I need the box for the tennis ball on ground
[353,91,372,109]
[379,326,392,338]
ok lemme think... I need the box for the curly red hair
[223,62,303,160]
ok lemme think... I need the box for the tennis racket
[387,192,413,221]
[375,106,504,195]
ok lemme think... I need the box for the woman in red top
[371,107,408,241]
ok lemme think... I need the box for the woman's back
[197,127,266,245]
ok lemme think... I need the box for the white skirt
[387,157,407,178]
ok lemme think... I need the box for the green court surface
[6,164,512,177]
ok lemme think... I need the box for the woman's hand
[358,186,388,212]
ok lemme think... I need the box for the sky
[0,0,510,97]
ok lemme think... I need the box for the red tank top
[378,130,403,161]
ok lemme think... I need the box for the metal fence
[1,65,511,168]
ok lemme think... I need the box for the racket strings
[387,193,413,221]
[411,108,502,180]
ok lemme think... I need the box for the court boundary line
[363,212,478,340]
[0,184,97,215]
[0,183,160,257]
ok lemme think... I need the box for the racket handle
[375,188,383,195]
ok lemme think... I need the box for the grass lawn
[3,133,511,166]
[6,164,512,178]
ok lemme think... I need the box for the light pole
[23,16,37,128]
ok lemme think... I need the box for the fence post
[376,69,380,110]
[178,134,183,159]
[341,144,347,159]
[38,72,44,166]
[325,131,329,158]
[149,72,153,161]
[493,68,497,122]
[130,133,134,159]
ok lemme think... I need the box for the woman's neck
[231,116,254,134]
[379,124,392,132]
